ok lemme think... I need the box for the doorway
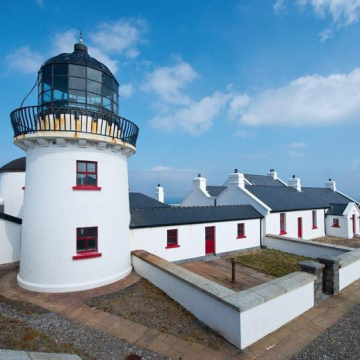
[298,217,303,238]
[205,226,215,255]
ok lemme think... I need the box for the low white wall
[0,216,21,264]
[264,235,351,258]
[130,218,261,262]
[266,210,325,240]
[132,250,316,349]
[339,250,360,291]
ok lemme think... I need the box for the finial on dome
[79,30,83,44]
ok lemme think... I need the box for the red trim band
[73,252,102,260]
[237,235,247,239]
[280,231,287,235]
[73,186,102,191]
[165,245,180,249]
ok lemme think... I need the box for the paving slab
[0,350,81,360]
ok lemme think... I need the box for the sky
[1,0,360,200]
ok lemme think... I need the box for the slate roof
[302,187,355,205]
[0,157,26,173]
[130,205,263,229]
[327,204,348,216]
[244,174,285,187]
[206,186,227,197]
[245,185,330,212]
[129,192,170,210]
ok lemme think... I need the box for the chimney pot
[288,176,301,191]
[198,173,201,178]
[155,184,164,203]
[235,169,238,173]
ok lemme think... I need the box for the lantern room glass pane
[87,93,102,106]
[69,64,86,77]
[42,79,51,92]
[53,89,68,101]
[53,64,68,76]
[87,68,102,82]
[42,91,52,103]
[87,80,101,94]
[42,65,52,78]
[69,77,86,90]
[104,74,113,88]
[53,76,68,89]
[69,90,86,103]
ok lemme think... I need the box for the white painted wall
[0,217,21,264]
[339,259,360,291]
[326,215,350,239]
[240,282,314,348]
[264,235,350,258]
[131,218,261,262]
[266,210,325,240]
[181,189,214,207]
[18,141,133,292]
[0,172,25,217]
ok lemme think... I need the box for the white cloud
[287,150,305,158]
[230,68,360,126]
[150,91,231,135]
[90,18,147,57]
[233,130,256,139]
[149,166,194,173]
[120,84,134,99]
[275,0,360,26]
[285,141,307,148]
[142,61,198,105]
[53,29,77,54]
[319,28,333,43]
[228,94,251,120]
[6,46,44,74]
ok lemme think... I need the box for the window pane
[113,103,118,114]
[42,78,51,92]
[88,68,102,82]
[77,174,86,185]
[69,90,86,103]
[69,64,86,77]
[86,174,97,185]
[87,163,96,172]
[87,239,97,251]
[77,228,86,237]
[87,93,102,106]
[77,162,86,172]
[77,240,86,252]
[113,82,119,94]
[88,227,97,237]
[53,89,68,101]
[53,76,68,89]
[53,64,68,76]
[87,80,101,94]
[103,86,112,99]
[104,74,113,88]
[69,77,86,90]
[42,65,52,78]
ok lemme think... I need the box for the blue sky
[1,0,360,200]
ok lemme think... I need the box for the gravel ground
[0,266,168,360]
[294,303,360,360]
[87,278,232,351]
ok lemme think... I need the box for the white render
[155,185,164,203]
[181,175,214,207]
[0,217,21,264]
[130,218,261,262]
[0,172,25,217]
[18,139,134,292]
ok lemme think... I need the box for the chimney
[325,178,337,192]
[193,174,207,192]
[288,175,301,192]
[155,184,164,203]
[228,169,245,189]
[268,169,278,180]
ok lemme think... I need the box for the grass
[232,249,312,277]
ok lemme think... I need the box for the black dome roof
[41,42,117,82]
[0,157,26,173]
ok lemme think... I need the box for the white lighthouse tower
[10,38,139,292]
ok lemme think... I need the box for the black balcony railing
[10,105,139,147]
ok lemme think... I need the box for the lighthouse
[10,37,139,292]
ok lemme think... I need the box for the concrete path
[1,270,360,359]
[0,349,81,359]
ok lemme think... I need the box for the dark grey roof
[207,186,227,197]
[244,174,285,187]
[130,205,263,229]
[302,187,354,205]
[129,192,170,210]
[0,157,26,173]
[246,185,330,212]
[42,43,116,81]
[327,204,348,216]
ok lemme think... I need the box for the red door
[298,218,302,238]
[353,214,356,235]
[205,226,215,255]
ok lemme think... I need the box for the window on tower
[73,161,101,190]
[73,226,102,260]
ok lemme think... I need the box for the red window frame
[73,161,101,191]
[332,218,340,228]
[280,213,287,235]
[312,210,318,229]
[166,229,179,249]
[73,227,102,260]
[237,223,246,239]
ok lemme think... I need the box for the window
[280,213,287,235]
[166,229,179,249]
[73,227,102,260]
[237,223,246,238]
[73,161,101,190]
[332,218,340,228]
[312,211,318,229]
